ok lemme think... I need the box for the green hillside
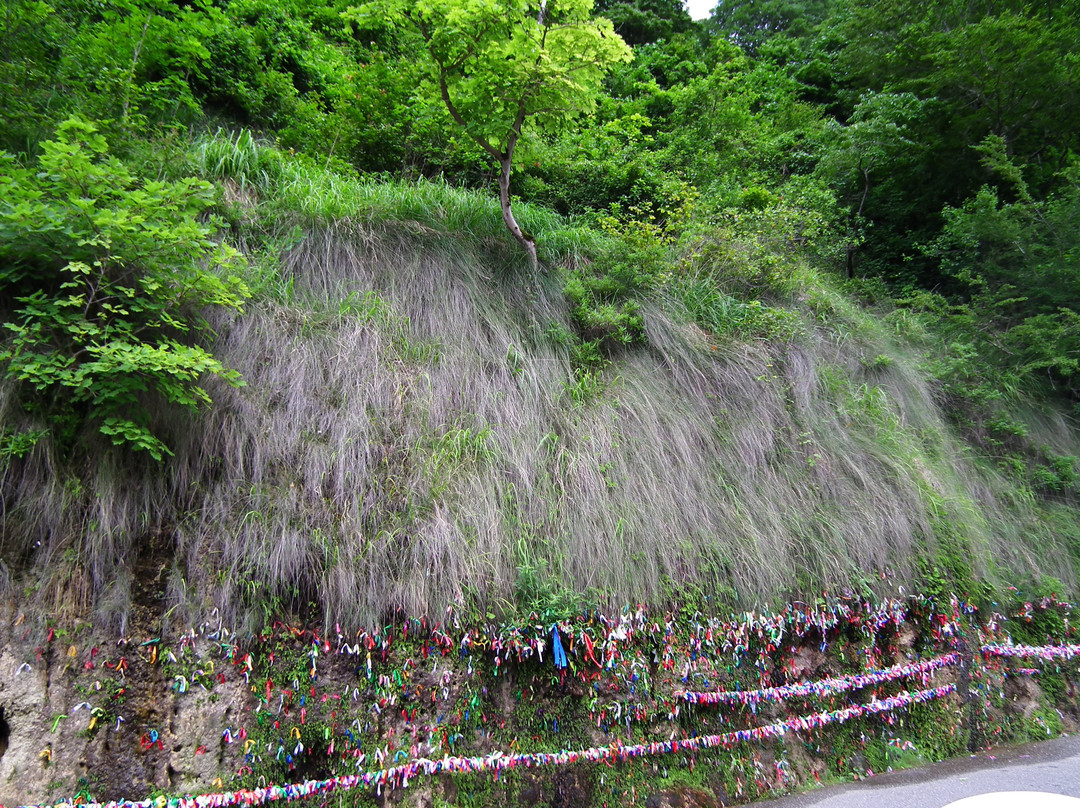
[2,0,1080,634]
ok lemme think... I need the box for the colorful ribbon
[15,685,955,808]
[551,627,567,670]
[676,653,958,706]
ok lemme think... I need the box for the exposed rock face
[0,603,1075,808]
[644,786,721,808]
[0,648,55,800]
[788,644,829,680]
[0,635,246,805]
[1005,675,1044,721]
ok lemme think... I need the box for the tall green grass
[191,128,604,268]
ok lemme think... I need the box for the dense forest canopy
[3,0,1077,315]
[2,0,1079,628]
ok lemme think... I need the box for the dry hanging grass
[2,215,1078,632]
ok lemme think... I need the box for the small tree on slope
[347,0,632,269]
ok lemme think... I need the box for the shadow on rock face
[551,769,592,808]
[519,768,593,807]
[645,785,723,808]
[0,705,9,760]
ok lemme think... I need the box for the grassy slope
[2,132,1079,633]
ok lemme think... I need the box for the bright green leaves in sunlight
[347,0,631,151]
[0,118,249,460]
[344,0,631,265]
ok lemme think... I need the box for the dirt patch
[127,529,173,640]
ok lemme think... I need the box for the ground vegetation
[0,0,1078,634]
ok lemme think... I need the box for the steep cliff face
[0,596,1076,808]
[3,218,1079,636]
[3,173,1080,806]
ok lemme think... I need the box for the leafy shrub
[737,185,777,211]
[671,279,799,342]
[561,213,672,351]
[516,112,696,225]
[1032,455,1079,494]
[0,118,248,459]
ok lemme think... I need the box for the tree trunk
[433,71,539,270]
[497,155,538,271]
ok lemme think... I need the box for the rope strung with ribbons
[15,685,956,808]
[675,652,958,706]
[980,644,1080,661]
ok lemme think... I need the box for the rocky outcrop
[0,599,1075,808]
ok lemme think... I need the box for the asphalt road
[757,734,1080,808]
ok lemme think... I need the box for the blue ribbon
[552,626,567,669]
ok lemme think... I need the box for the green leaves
[0,118,249,459]
[344,0,631,262]
[347,0,631,156]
